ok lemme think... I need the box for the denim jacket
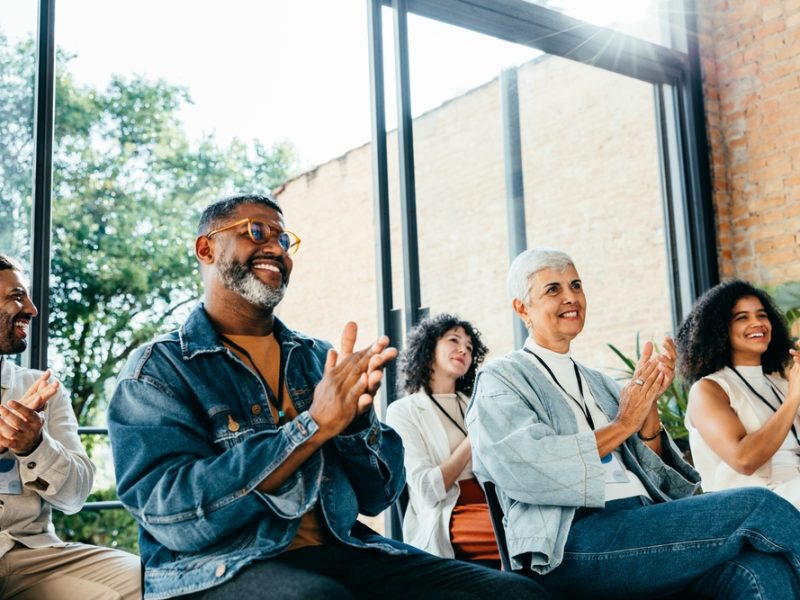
[109,305,406,599]
[466,351,700,575]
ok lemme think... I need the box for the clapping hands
[0,369,59,454]
[309,322,398,440]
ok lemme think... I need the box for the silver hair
[507,247,575,304]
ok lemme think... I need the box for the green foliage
[607,334,689,443]
[769,281,800,331]
[1,32,300,550]
[0,33,299,424]
[52,488,139,554]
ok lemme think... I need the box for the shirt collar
[523,336,572,361]
[0,356,16,390]
[179,303,316,360]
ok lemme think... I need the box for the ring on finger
[634,378,645,386]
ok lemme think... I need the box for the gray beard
[218,256,287,310]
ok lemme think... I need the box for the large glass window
[14,0,712,544]
[48,0,377,547]
[404,15,539,359]
[0,3,37,268]
[516,54,672,369]
[393,13,672,372]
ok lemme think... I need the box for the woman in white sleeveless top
[676,279,800,506]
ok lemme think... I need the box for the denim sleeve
[467,371,605,508]
[332,407,406,516]
[109,375,320,553]
[629,434,701,499]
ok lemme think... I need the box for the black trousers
[177,541,547,600]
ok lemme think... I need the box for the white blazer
[385,391,469,558]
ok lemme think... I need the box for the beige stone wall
[699,0,800,284]
[276,52,672,383]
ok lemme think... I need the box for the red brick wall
[699,0,800,284]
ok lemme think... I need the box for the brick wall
[275,53,673,383]
[699,0,800,284]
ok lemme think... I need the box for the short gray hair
[507,247,575,303]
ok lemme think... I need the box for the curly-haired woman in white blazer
[386,314,499,567]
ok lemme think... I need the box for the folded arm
[110,375,322,553]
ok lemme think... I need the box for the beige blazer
[0,358,95,558]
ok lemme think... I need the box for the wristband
[638,423,664,442]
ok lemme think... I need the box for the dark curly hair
[398,314,488,396]
[676,279,792,383]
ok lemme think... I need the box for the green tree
[1,33,299,551]
[1,33,298,422]
[52,72,299,423]
[0,34,36,257]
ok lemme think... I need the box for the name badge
[0,458,22,495]
[601,453,630,484]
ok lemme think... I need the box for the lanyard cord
[426,392,467,437]
[219,334,287,425]
[729,366,800,446]
[524,348,596,430]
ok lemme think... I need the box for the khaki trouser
[0,543,141,599]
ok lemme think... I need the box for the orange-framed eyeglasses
[206,218,301,256]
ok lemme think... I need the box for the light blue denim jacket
[109,305,406,599]
[465,351,700,574]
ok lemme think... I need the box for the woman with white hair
[466,247,800,599]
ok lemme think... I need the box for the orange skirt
[449,478,501,562]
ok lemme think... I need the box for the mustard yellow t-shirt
[225,333,329,550]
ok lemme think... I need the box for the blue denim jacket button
[214,564,226,577]
[297,422,308,436]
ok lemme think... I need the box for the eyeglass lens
[250,221,291,252]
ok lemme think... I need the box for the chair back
[482,480,513,572]
[388,485,409,541]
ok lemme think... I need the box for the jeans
[536,487,800,599]
[177,539,547,600]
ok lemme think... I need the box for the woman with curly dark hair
[385,314,497,565]
[676,279,800,506]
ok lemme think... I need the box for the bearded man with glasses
[108,194,544,600]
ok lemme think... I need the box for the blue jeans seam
[563,537,728,560]
[740,528,800,570]
[726,558,764,600]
